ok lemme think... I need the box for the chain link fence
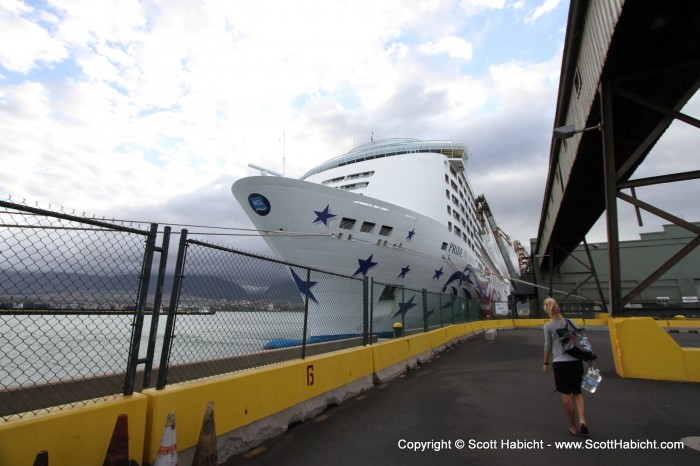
[0,198,166,420]
[1,202,481,420]
[156,233,370,388]
[155,231,479,387]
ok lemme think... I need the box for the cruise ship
[232,138,516,336]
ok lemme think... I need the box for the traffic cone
[154,412,178,466]
[33,450,48,466]
[103,414,129,466]
[192,402,217,466]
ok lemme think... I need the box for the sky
[1,0,699,259]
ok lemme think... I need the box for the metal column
[600,79,622,316]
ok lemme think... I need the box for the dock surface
[225,328,700,465]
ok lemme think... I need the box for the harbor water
[0,311,305,388]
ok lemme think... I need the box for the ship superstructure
[233,138,516,335]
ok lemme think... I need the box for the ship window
[454,226,462,237]
[574,67,582,96]
[441,242,448,250]
[448,222,452,232]
[340,182,369,190]
[340,218,356,230]
[360,221,375,233]
[453,211,460,221]
[446,190,450,199]
[452,195,458,205]
[447,205,451,214]
[450,166,456,177]
[379,225,393,236]
[322,176,346,184]
[445,175,449,183]
[451,180,458,191]
[346,171,375,180]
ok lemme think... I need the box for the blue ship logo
[248,193,271,216]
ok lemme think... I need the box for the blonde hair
[543,297,561,316]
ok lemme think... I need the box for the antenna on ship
[371,131,374,143]
[282,132,286,176]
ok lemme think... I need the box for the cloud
[419,35,474,61]
[17,0,687,255]
[526,0,562,24]
[0,2,68,72]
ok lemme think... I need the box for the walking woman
[542,297,589,436]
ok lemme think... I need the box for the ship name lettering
[448,243,464,258]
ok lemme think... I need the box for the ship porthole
[248,193,271,216]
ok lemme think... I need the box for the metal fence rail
[0,199,167,420]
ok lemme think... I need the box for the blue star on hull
[433,266,444,280]
[392,295,417,319]
[290,268,318,303]
[398,265,411,279]
[313,204,336,226]
[406,229,415,241]
[353,254,378,277]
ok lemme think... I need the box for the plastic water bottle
[581,367,602,393]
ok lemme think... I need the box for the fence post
[156,229,188,390]
[362,276,369,345]
[422,289,428,333]
[401,286,406,330]
[142,226,171,388]
[301,268,311,360]
[124,223,158,396]
[450,295,461,325]
[369,277,374,343]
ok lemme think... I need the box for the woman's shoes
[568,424,589,436]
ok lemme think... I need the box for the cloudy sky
[2,0,698,258]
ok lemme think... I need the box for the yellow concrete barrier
[371,333,434,383]
[582,318,608,326]
[142,346,374,464]
[666,319,700,330]
[513,319,548,328]
[428,326,451,350]
[608,317,699,382]
[0,394,147,466]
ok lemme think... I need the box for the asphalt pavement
[224,327,700,465]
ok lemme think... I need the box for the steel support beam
[583,238,607,311]
[614,86,700,130]
[600,80,622,315]
[618,170,700,189]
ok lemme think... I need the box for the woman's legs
[555,361,588,434]
[574,394,588,433]
[561,393,588,435]
[574,394,586,426]
[562,394,577,433]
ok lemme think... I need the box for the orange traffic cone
[103,414,129,466]
[154,412,178,466]
[192,402,217,466]
[33,450,48,466]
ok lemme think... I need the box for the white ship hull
[232,140,513,336]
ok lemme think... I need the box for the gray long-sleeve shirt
[544,317,578,362]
